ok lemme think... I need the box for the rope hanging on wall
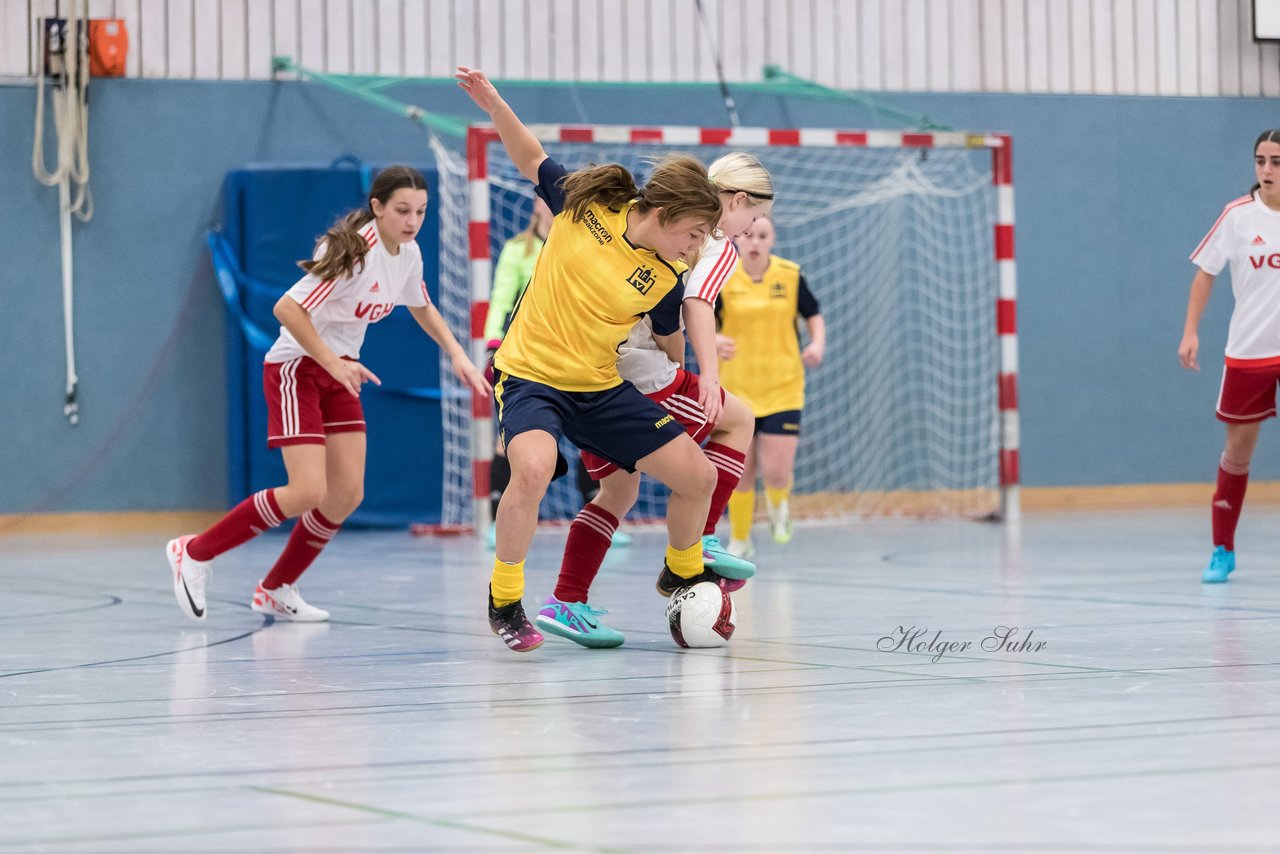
[32,0,94,426]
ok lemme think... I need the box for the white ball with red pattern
[665,581,737,648]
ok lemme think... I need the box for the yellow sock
[665,541,704,579]
[729,490,755,541]
[766,485,791,511]
[490,558,525,607]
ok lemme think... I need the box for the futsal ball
[666,581,736,648]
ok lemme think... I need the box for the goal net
[429,126,1017,531]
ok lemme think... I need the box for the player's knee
[599,473,640,508]
[329,483,363,517]
[510,455,556,493]
[287,481,327,512]
[688,456,717,496]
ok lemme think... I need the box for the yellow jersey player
[457,66,752,652]
[717,215,826,556]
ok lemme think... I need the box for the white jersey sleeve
[265,222,422,363]
[615,316,679,394]
[396,241,430,309]
[1191,195,1253,276]
[684,233,739,303]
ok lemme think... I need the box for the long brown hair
[300,165,428,281]
[561,155,721,233]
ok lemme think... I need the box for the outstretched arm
[408,303,492,397]
[1178,269,1216,371]
[455,66,546,182]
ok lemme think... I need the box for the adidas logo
[370,281,381,292]
[1214,499,1233,510]
[1253,235,1266,246]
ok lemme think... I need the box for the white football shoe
[167,535,211,621]
[251,582,330,622]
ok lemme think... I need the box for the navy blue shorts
[494,372,687,472]
[755,409,802,436]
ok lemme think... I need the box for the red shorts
[580,369,722,479]
[1217,363,1280,423]
[264,357,366,448]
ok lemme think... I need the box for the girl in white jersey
[165,166,489,622]
[535,153,775,648]
[1180,130,1280,583]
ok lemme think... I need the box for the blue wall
[1,78,1271,514]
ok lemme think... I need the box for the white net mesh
[434,133,1001,527]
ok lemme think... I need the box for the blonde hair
[510,215,543,257]
[560,155,722,234]
[708,151,774,202]
[682,151,776,267]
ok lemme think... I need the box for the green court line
[251,785,625,852]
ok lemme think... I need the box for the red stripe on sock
[554,503,619,604]
[1212,464,1249,552]
[704,443,747,536]
[187,489,286,561]
[262,509,339,589]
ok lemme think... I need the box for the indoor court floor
[2,507,1279,851]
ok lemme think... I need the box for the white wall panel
[1067,0,1092,93]
[858,0,883,92]
[4,0,1280,100]
[1113,0,1137,95]
[1047,0,1071,93]
[1003,0,1028,92]
[1192,0,1213,95]
[950,0,980,92]
[1154,0,1180,96]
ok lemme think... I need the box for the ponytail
[561,163,639,222]
[300,210,375,281]
[298,164,428,281]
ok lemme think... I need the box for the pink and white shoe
[487,587,543,652]
[251,581,330,622]
[167,535,211,621]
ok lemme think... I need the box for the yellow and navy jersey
[493,158,688,392]
[716,254,821,417]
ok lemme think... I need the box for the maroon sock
[261,509,340,589]
[702,443,747,536]
[187,489,285,561]
[1213,456,1250,551]
[553,503,618,603]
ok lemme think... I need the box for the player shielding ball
[457,66,746,652]
[537,152,776,649]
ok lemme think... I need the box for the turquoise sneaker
[535,596,625,648]
[701,534,756,580]
[611,529,633,547]
[1202,545,1236,583]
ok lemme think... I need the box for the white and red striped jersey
[1192,191,1280,366]
[265,221,430,364]
[615,234,738,393]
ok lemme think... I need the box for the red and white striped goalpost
[464,125,1019,531]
